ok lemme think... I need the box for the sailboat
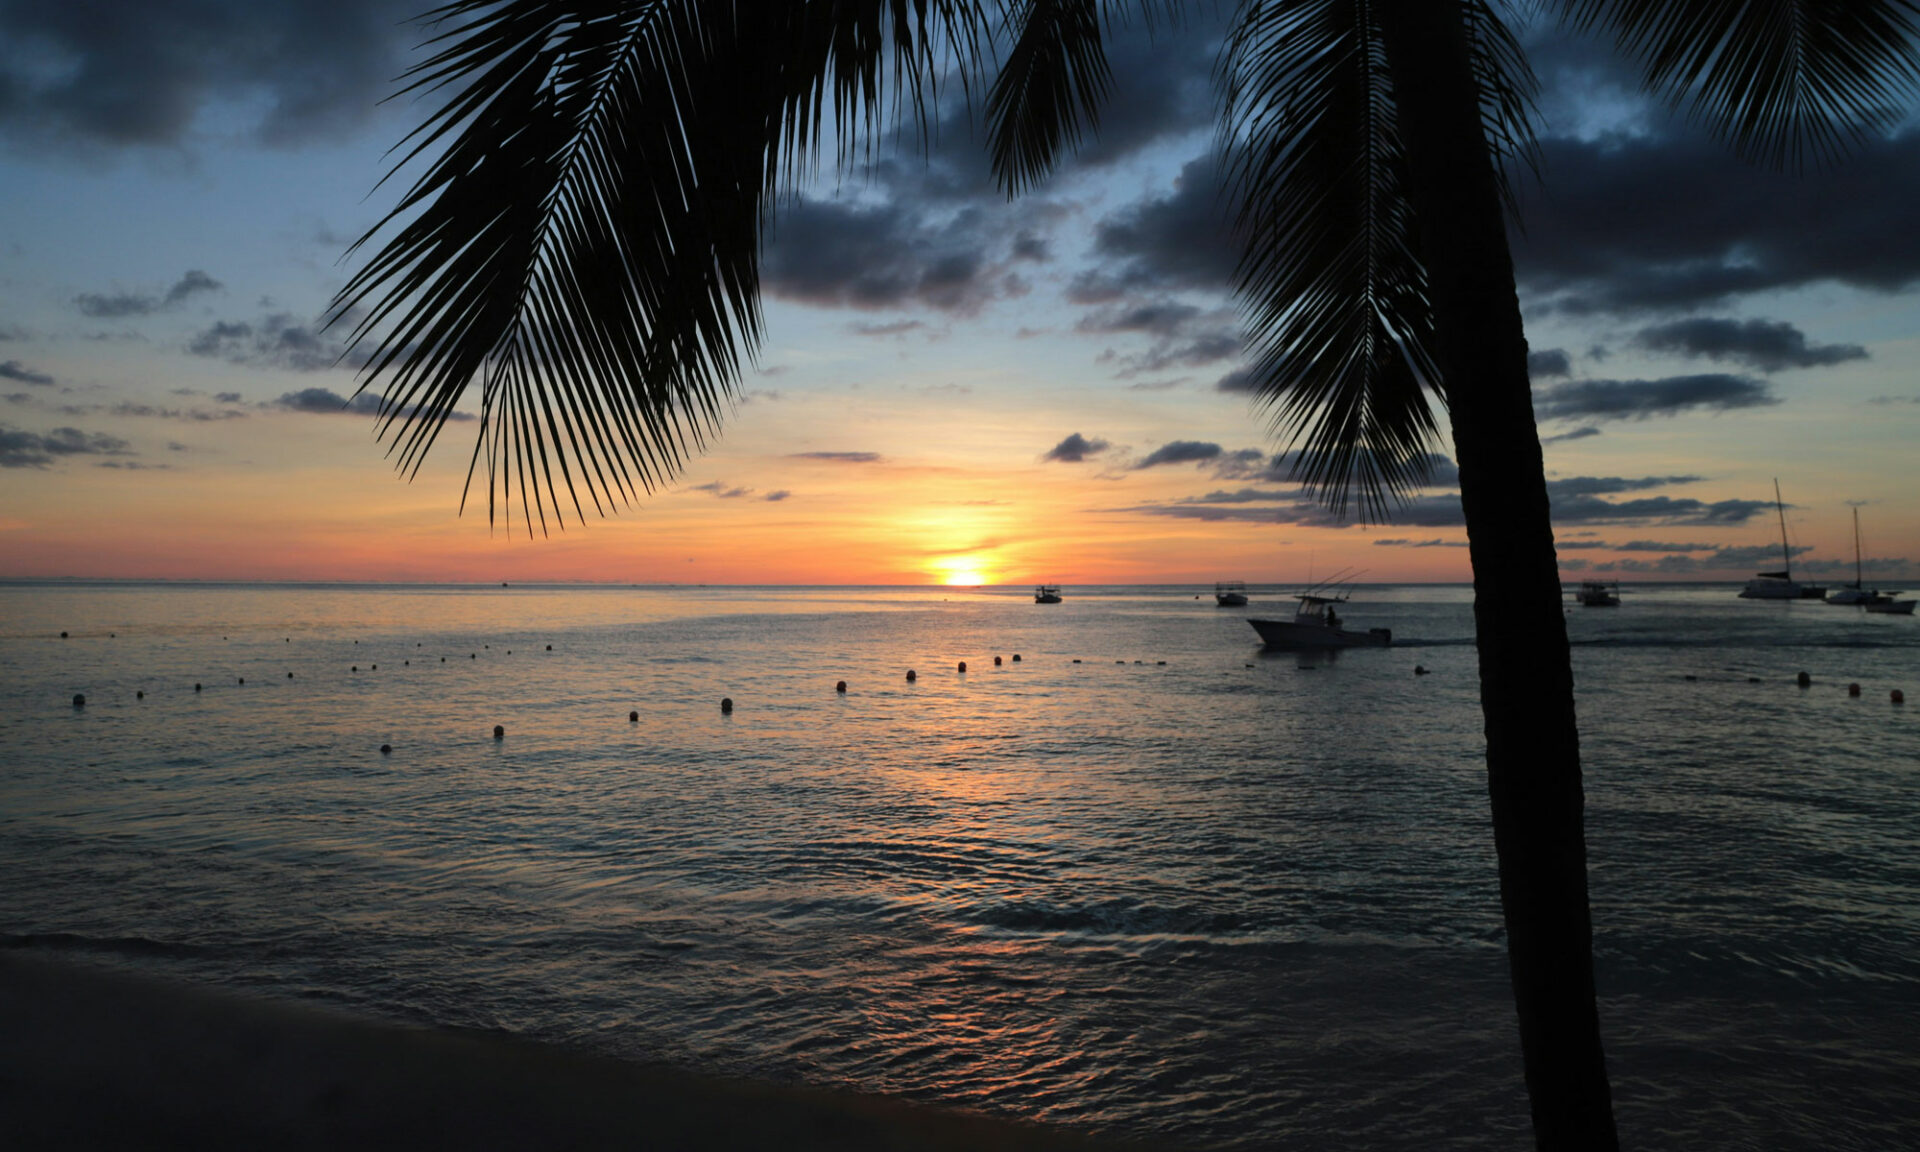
[1738,480,1826,600]
[1827,508,1875,605]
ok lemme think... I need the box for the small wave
[0,931,204,959]
[962,898,1249,939]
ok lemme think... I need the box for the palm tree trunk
[1373,3,1618,1148]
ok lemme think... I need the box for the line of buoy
[1797,671,1812,687]
[720,697,733,713]
[380,744,392,754]
[60,631,68,638]
[905,670,916,682]
[836,681,847,693]
[629,711,639,722]
[493,725,504,740]
[958,661,967,673]
[1849,683,1861,697]
[72,694,84,707]
[136,691,144,699]
[1012,654,1021,662]
[993,656,1002,666]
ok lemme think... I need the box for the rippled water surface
[3,582,1917,1149]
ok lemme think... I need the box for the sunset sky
[3,2,1917,586]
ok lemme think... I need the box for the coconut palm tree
[330,2,1920,1146]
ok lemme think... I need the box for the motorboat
[1739,480,1825,600]
[1214,581,1248,607]
[1248,588,1389,649]
[1863,594,1915,615]
[1572,580,1620,607]
[1034,585,1062,604]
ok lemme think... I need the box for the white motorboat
[1214,581,1248,607]
[1248,586,1389,649]
[1572,580,1620,607]
[1863,594,1916,615]
[1739,480,1825,600]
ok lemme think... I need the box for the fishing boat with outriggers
[1214,580,1249,607]
[1740,479,1825,600]
[1034,584,1062,604]
[1248,573,1390,649]
[1571,579,1621,607]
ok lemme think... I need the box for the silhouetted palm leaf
[1558,0,1920,167]
[330,0,983,534]
[987,0,1113,196]
[1221,0,1536,519]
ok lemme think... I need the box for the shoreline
[0,951,1152,1150]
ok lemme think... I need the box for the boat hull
[1215,593,1248,607]
[1864,598,1916,615]
[1740,578,1825,600]
[1249,618,1391,649]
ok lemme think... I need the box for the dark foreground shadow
[0,952,1156,1152]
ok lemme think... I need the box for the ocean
[3,581,1916,1149]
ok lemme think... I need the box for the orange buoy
[905,670,917,682]
[493,725,505,740]
[958,661,967,673]
[993,656,1002,666]
[720,697,733,713]
[836,681,847,693]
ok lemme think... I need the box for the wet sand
[0,952,1151,1150]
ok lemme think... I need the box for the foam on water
[3,582,1917,1148]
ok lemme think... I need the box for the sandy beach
[0,952,1148,1150]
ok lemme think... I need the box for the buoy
[1072,659,1081,663]
[136,690,144,699]
[352,666,358,672]
[72,694,84,707]
[1797,671,1811,688]
[720,697,733,713]
[1849,683,1861,697]
[287,672,294,679]
[441,657,446,662]
[994,656,1002,666]
[1415,665,1428,675]
[493,725,505,740]
[508,650,512,654]
[405,660,409,665]
[1747,677,1762,684]
[354,640,358,645]
[59,631,67,638]
[1683,674,1697,681]
[109,633,115,638]
[238,677,244,684]
[1894,689,1906,704]
[1116,660,1124,664]
[380,744,392,754]
[958,661,967,673]
[629,710,639,722]
[371,664,377,670]
[906,670,917,682]
[835,681,847,693]
[194,683,202,692]
[471,654,476,660]
[546,645,552,651]
[1156,661,1166,666]
[1012,654,1021,662]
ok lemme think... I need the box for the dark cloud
[189,313,341,371]
[1078,301,1201,337]
[1528,348,1572,378]
[0,360,54,386]
[1215,367,1258,394]
[0,424,134,468]
[1633,317,1868,373]
[106,402,247,422]
[1374,538,1468,548]
[1542,425,1602,444]
[1867,394,1920,405]
[1535,374,1775,421]
[1071,156,1239,302]
[75,270,224,318]
[213,391,243,404]
[789,451,881,463]
[1545,474,1701,498]
[1514,129,1920,314]
[1136,440,1223,469]
[763,490,791,502]
[849,320,924,337]
[0,0,418,150]
[762,200,1013,315]
[269,387,473,422]
[689,482,753,499]
[1044,433,1110,463]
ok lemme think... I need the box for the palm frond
[329,0,985,534]
[1556,0,1920,168]
[1221,0,1445,522]
[987,0,1113,196]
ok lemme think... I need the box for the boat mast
[1854,507,1863,589]
[1774,478,1791,579]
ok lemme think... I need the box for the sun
[943,568,987,587]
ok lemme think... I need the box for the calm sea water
[3,582,1917,1149]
